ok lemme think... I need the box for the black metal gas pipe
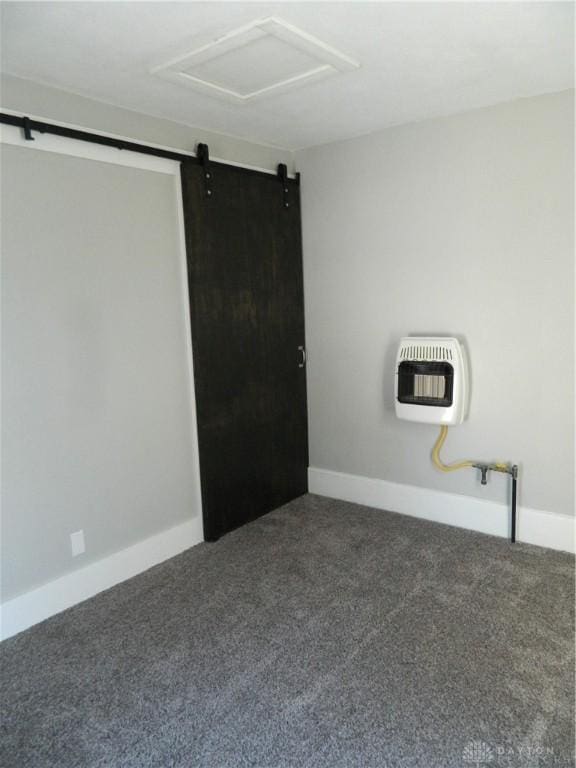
[510,465,518,544]
[474,462,519,544]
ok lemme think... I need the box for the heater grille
[400,345,453,361]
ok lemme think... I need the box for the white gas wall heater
[394,337,469,425]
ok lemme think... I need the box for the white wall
[0,73,293,173]
[297,91,574,523]
[1,136,202,604]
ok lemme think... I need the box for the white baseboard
[3,475,572,642]
[0,516,204,641]
[309,467,575,554]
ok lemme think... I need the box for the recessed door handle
[298,346,306,368]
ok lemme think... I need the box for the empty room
[0,2,574,767]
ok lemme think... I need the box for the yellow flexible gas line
[431,425,474,472]
[431,425,509,473]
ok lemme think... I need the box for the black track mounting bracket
[277,164,290,209]
[22,116,35,141]
[196,143,212,198]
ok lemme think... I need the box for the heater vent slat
[402,344,454,362]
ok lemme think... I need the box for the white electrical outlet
[70,530,85,557]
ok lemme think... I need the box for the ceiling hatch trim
[151,17,360,104]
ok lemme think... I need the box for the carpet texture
[1,494,574,768]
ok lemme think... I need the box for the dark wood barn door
[181,161,308,541]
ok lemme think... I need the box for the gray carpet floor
[1,494,574,768]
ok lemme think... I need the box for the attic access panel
[152,17,359,104]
